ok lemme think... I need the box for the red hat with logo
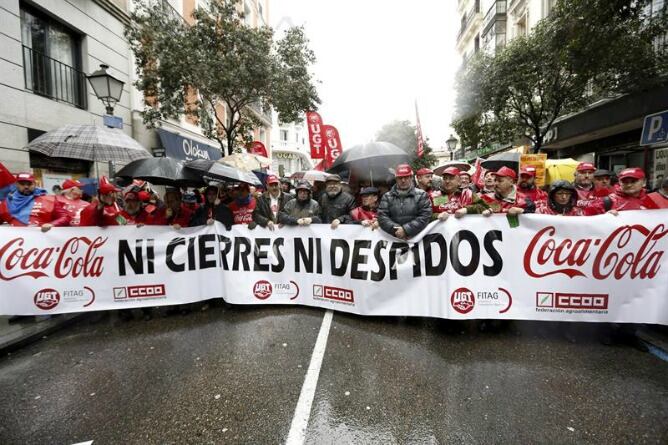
[98,176,120,195]
[495,166,517,180]
[15,172,35,183]
[617,167,645,180]
[395,164,413,177]
[62,178,83,190]
[576,162,596,172]
[441,167,461,177]
[416,168,433,176]
[137,191,151,202]
[520,166,537,177]
[266,175,280,185]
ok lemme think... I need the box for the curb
[0,314,87,356]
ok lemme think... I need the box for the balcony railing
[22,45,87,109]
[457,0,481,42]
[483,0,507,35]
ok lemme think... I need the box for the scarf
[7,188,47,224]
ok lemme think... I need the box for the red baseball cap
[441,167,461,176]
[576,162,596,172]
[520,166,537,177]
[617,167,645,180]
[266,175,280,185]
[495,166,517,180]
[98,176,120,194]
[416,168,433,176]
[395,164,413,177]
[15,172,35,183]
[62,179,83,190]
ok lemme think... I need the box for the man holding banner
[377,164,432,240]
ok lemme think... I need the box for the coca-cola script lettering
[0,236,108,281]
[524,224,667,280]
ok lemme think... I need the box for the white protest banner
[0,210,667,325]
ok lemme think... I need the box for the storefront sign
[157,128,222,161]
[653,147,668,188]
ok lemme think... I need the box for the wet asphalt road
[0,306,666,445]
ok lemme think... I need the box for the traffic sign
[640,109,668,146]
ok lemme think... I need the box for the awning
[157,128,222,161]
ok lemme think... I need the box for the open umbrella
[219,152,272,172]
[26,124,151,163]
[434,161,472,176]
[116,157,205,187]
[185,159,261,186]
[328,141,409,174]
[545,158,578,184]
[480,152,521,172]
[291,170,330,182]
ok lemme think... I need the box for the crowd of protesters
[0,162,667,240]
[0,161,666,329]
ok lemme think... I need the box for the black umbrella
[185,159,262,186]
[327,141,410,184]
[480,152,521,172]
[116,157,205,187]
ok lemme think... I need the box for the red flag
[0,162,15,189]
[415,101,424,158]
[248,141,268,158]
[470,158,484,190]
[306,111,325,159]
[323,125,343,168]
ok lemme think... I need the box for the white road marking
[285,310,333,445]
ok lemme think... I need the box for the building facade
[270,113,312,177]
[0,0,134,189]
[0,0,273,190]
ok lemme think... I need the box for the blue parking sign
[640,110,668,146]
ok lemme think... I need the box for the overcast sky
[271,0,461,150]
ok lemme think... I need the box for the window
[20,5,86,108]
[280,130,289,142]
[244,1,252,25]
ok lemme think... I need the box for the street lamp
[446,134,459,160]
[86,64,124,115]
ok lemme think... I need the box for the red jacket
[646,191,668,209]
[149,204,194,227]
[0,195,70,227]
[56,195,89,226]
[575,184,596,208]
[431,188,474,214]
[350,206,377,222]
[593,186,615,198]
[228,199,257,225]
[80,202,150,226]
[480,188,535,213]
[517,186,547,204]
[607,189,657,211]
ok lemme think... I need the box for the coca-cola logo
[34,288,60,310]
[0,236,108,281]
[524,224,667,280]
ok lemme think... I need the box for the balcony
[482,0,507,36]
[22,45,87,109]
[457,0,482,44]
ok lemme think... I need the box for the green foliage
[375,120,438,170]
[452,0,668,154]
[126,0,320,155]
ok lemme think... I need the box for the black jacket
[189,202,233,229]
[251,192,294,228]
[318,190,356,224]
[279,198,322,225]
[377,185,432,237]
